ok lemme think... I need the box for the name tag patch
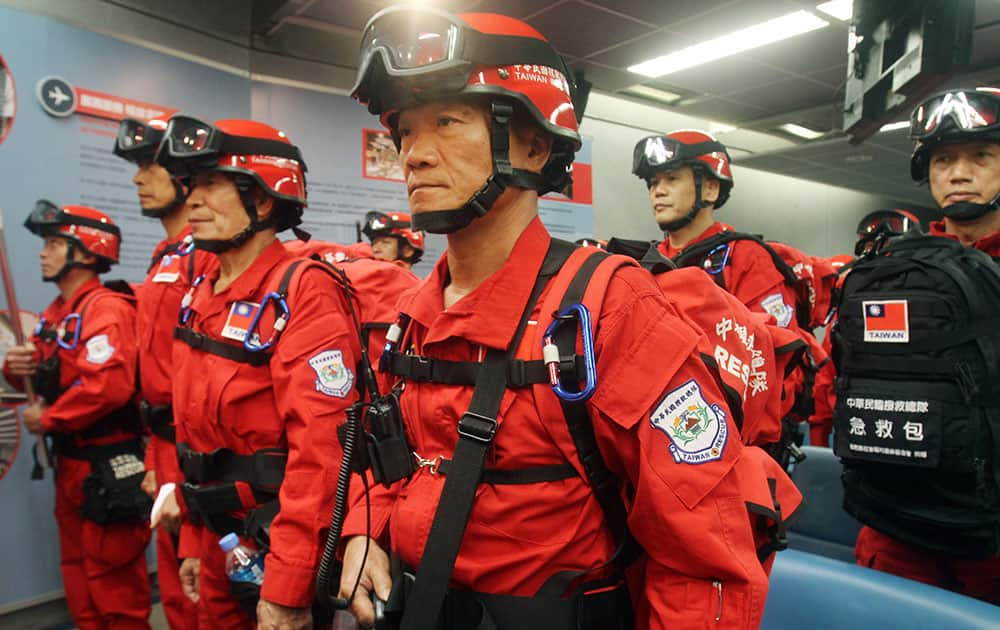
[309,350,354,398]
[221,301,260,342]
[85,334,115,364]
[152,254,182,283]
[651,379,728,464]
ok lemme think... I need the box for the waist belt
[177,443,287,540]
[53,436,143,461]
[139,401,175,443]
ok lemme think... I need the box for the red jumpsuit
[345,219,769,628]
[854,221,1000,603]
[137,226,216,629]
[808,327,836,447]
[172,240,359,627]
[4,278,151,629]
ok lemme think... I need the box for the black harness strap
[173,327,272,366]
[386,352,585,387]
[140,401,176,443]
[436,458,577,485]
[675,231,799,286]
[400,239,574,630]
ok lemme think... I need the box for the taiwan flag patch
[221,301,259,342]
[863,299,909,343]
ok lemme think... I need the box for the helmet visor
[910,89,1000,141]
[633,135,729,183]
[360,8,461,74]
[857,211,915,236]
[114,118,164,162]
[362,210,409,239]
[25,199,63,235]
[162,116,219,159]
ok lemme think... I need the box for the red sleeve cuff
[259,558,317,608]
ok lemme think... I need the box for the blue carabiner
[704,243,731,275]
[542,303,597,402]
[33,317,48,338]
[177,235,195,257]
[178,275,206,326]
[57,313,82,350]
[244,292,290,352]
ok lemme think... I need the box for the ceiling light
[879,121,909,132]
[779,123,824,139]
[816,0,853,22]
[628,11,829,78]
[621,84,682,105]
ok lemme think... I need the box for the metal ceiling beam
[282,15,362,38]
[253,0,320,37]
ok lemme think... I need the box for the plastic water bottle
[219,532,264,586]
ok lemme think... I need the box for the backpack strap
[674,231,801,293]
[530,249,644,595]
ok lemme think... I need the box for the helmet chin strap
[410,101,548,235]
[141,179,188,219]
[656,169,713,233]
[941,191,1000,221]
[192,175,275,254]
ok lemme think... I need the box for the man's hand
[339,536,391,628]
[179,557,201,603]
[22,401,45,435]
[257,599,313,630]
[141,470,157,498]
[4,342,38,376]
[151,486,182,534]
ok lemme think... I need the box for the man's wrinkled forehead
[395,96,489,126]
[930,139,1000,157]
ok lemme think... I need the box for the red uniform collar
[929,220,1000,254]
[406,216,551,350]
[198,239,289,303]
[63,277,103,313]
[659,221,733,259]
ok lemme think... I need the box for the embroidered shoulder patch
[85,334,115,365]
[760,293,794,328]
[308,350,354,398]
[650,379,728,464]
[152,254,182,283]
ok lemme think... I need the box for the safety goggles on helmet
[361,210,410,238]
[157,115,306,175]
[25,199,120,239]
[910,88,1000,141]
[352,6,571,113]
[113,117,166,163]
[632,135,727,182]
[856,209,918,237]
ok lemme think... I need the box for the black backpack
[831,233,1000,558]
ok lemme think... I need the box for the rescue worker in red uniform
[360,210,425,270]
[807,253,853,447]
[4,202,151,629]
[155,116,361,628]
[338,7,768,629]
[635,131,815,465]
[637,131,801,331]
[112,116,217,629]
[851,87,1000,603]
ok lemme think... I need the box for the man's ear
[524,127,553,171]
[701,176,721,205]
[255,188,275,221]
